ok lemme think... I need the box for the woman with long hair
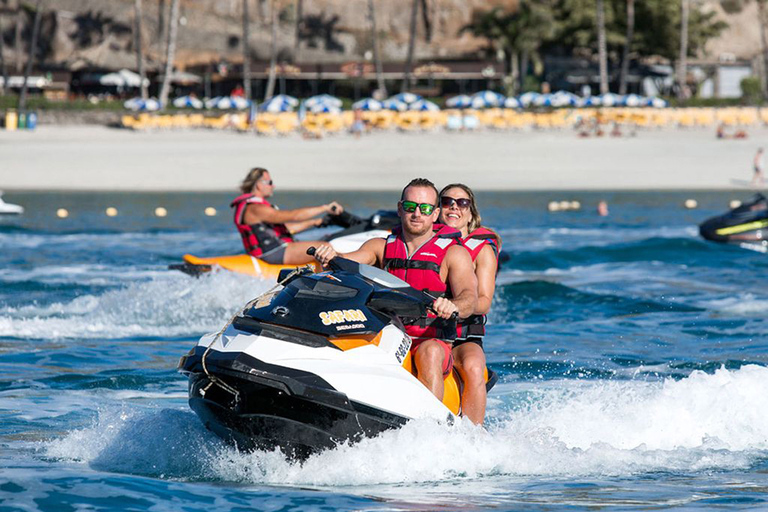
[438,183,501,424]
[232,167,343,264]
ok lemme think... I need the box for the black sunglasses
[258,179,273,185]
[440,196,472,209]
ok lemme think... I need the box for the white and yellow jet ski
[178,250,497,458]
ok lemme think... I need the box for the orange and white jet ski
[170,210,399,279]
[178,251,497,458]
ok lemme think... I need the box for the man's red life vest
[382,224,460,340]
[457,227,501,340]
[231,194,294,257]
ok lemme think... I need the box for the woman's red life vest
[231,194,294,257]
[382,224,460,340]
[457,227,501,340]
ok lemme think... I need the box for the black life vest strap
[383,258,440,274]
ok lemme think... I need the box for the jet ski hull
[699,194,768,250]
[182,347,407,458]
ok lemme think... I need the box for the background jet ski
[169,210,400,278]
[0,192,24,215]
[178,249,497,459]
[699,193,768,252]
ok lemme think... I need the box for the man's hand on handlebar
[312,245,339,267]
[432,297,459,320]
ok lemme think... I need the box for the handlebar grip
[306,247,316,256]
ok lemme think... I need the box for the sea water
[1,190,767,511]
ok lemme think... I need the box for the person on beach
[597,200,609,216]
[313,178,478,402]
[752,148,765,187]
[232,167,345,265]
[438,184,501,425]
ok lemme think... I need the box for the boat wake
[44,365,768,485]
[0,270,271,340]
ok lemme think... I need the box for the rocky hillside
[0,0,759,72]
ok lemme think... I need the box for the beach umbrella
[503,96,521,108]
[598,93,621,107]
[646,96,668,108]
[409,99,440,112]
[172,95,204,109]
[260,95,296,112]
[620,94,645,107]
[471,90,505,108]
[123,97,161,111]
[310,103,342,114]
[550,90,579,107]
[532,93,554,107]
[230,96,251,110]
[304,94,342,108]
[579,95,602,107]
[518,91,540,107]
[382,98,408,112]
[445,94,472,109]
[351,98,382,111]
[389,92,422,105]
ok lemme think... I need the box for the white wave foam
[703,294,768,315]
[0,270,271,339]
[45,365,768,485]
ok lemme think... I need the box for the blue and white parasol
[260,94,298,112]
[124,97,161,111]
[304,94,342,109]
[310,103,342,114]
[471,90,505,108]
[172,95,204,109]
[503,96,521,108]
[382,98,408,112]
[646,96,668,108]
[389,92,423,105]
[408,99,440,112]
[445,95,472,109]
[352,98,382,111]
[518,92,540,107]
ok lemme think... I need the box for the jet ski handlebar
[307,246,458,322]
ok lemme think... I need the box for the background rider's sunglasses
[400,201,436,215]
[440,196,472,209]
[258,179,274,185]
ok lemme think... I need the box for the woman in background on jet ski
[232,167,345,265]
[438,183,501,425]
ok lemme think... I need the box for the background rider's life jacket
[456,227,501,340]
[383,224,460,340]
[231,194,294,257]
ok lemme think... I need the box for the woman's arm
[244,201,340,225]
[473,244,498,316]
[284,218,323,235]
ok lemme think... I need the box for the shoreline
[1,125,764,192]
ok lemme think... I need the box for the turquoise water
[2,190,768,511]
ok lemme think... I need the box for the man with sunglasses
[313,178,477,401]
[232,167,344,265]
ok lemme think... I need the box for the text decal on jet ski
[319,309,368,326]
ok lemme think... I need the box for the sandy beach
[1,125,764,191]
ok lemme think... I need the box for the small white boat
[0,192,24,215]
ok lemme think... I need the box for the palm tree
[401,0,419,92]
[463,4,554,96]
[618,0,635,95]
[368,0,387,98]
[757,0,768,97]
[18,0,43,112]
[596,0,609,94]
[243,0,252,100]
[0,15,9,96]
[677,0,689,100]
[264,0,278,100]
[134,0,148,100]
[294,0,303,57]
[159,0,180,108]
